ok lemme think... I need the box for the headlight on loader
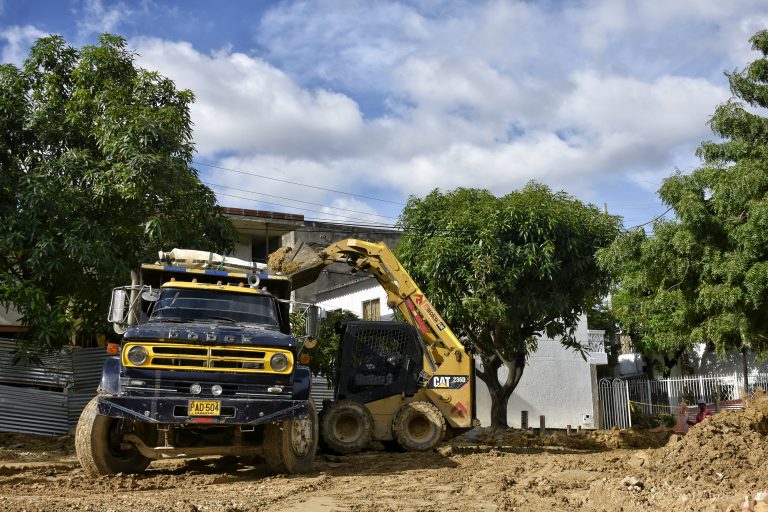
[127,345,149,366]
[270,353,289,372]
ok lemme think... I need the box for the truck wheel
[75,396,152,476]
[320,400,374,454]
[263,399,318,474]
[393,401,446,452]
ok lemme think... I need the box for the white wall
[233,234,252,262]
[0,306,21,327]
[317,284,394,318]
[475,316,604,429]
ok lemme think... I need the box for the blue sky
[2,1,767,228]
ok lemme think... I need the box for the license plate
[189,400,220,416]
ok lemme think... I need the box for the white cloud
[0,25,46,65]
[77,0,131,37]
[104,1,767,224]
[131,38,366,158]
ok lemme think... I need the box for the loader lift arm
[277,238,465,356]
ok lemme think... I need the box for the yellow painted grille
[121,341,294,374]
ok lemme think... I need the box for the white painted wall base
[474,337,605,430]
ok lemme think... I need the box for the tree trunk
[476,351,526,428]
[661,348,685,378]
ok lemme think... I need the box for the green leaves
[601,29,768,361]
[0,34,236,355]
[396,183,621,361]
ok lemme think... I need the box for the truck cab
[75,256,318,476]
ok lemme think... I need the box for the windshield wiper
[207,315,243,326]
[148,317,190,323]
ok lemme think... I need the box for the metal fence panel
[603,372,768,429]
[311,375,335,411]
[67,389,99,429]
[0,338,74,388]
[0,384,69,436]
[71,348,107,389]
[599,378,632,429]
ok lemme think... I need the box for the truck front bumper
[97,395,308,425]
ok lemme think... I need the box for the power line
[624,207,673,231]
[195,161,405,206]
[215,190,397,225]
[206,181,398,221]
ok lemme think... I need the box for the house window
[362,299,380,320]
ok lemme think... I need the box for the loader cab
[334,321,424,404]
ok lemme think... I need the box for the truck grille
[121,341,293,374]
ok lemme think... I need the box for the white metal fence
[599,373,768,429]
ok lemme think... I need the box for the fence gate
[599,378,632,429]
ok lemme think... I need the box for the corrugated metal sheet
[0,338,105,434]
[0,384,69,436]
[311,375,335,411]
[0,338,106,389]
[71,347,107,389]
[67,389,98,429]
[0,338,74,388]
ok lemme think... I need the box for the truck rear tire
[263,399,318,474]
[75,396,152,476]
[320,400,374,454]
[393,401,446,452]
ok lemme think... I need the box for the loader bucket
[267,241,327,289]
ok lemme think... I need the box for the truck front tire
[320,400,374,454]
[393,401,446,452]
[75,396,152,476]
[263,399,318,474]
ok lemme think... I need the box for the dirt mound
[450,426,669,452]
[655,391,768,487]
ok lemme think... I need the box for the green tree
[397,184,620,427]
[599,30,768,380]
[290,308,358,388]
[0,34,236,357]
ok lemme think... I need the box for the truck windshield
[149,288,279,327]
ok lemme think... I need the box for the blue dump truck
[75,250,318,476]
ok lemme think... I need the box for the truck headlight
[270,353,289,372]
[127,345,149,366]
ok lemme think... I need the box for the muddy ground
[1,393,767,512]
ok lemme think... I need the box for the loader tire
[264,399,318,474]
[393,401,446,452]
[75,396,152,476]
[320,400,374,454]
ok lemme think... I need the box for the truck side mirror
[141,288,160,302]
[305,305,320,340]
[108,288,127,323]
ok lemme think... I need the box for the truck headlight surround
[270,353,289,372]
[127,345,149,366]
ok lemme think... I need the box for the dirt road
[1,393,767,511]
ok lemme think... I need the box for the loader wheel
[75,396,152,476]
[393,401,446,452]
[264,399,318,474]
[320,400,374,454]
